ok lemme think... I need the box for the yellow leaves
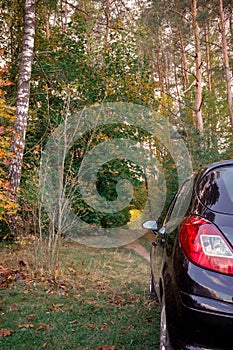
[6,201,17,209]
[0,63,17,221]
[0,173,18,219]
[55,268,61,276]
[0,111,15,121]
[129,209,141,222]
[33,145,40,154]
[0,98,15,121]
[0,178,18,220]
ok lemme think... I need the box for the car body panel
[148,160,233,349]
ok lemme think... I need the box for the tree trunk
[179,30,189,89]
[9,0,36,195]
[204,24,212,92]
[219,0,233,129]
[192,0,203,132]
[60,0,68,33]
[156,50,164,94]
[105,0,110,42]
[43,5,50,40]
[172,36,180,101]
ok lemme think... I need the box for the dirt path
[126,241,150,261]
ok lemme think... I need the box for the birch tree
[9,0,36,195]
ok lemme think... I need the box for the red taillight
[179,215,233,275]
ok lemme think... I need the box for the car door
[151,176,194,301]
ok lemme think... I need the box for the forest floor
[0,236,159,350]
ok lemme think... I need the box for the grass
[0,239,160,350]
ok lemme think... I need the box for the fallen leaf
[48,305,58,311]
[128,324,136,329]
[69,319,79,324]
[37,325,49,331]
[48,303,64,312]
[96,346,115,350]
[26,314,38,321]
[0,328,13,337]
[18,323,34,329]
[46,288,53,294]
[68,267,76,274]
[54,303,64,308]
[100,322,109,330]
[60,284,68,290]
[87,323,95,329]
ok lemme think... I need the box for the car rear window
[198,166,233,214]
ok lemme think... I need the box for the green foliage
[0,0,24,82]
[64,124,149,229]
[2,0,232,237]
[20,8,160,233]
[180,80,233,170]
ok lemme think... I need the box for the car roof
[197,159,233,179]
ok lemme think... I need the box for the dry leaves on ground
[0,328,13,337]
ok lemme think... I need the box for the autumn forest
[0,0,233,241]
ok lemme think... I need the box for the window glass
[198,166,233,214]
[165,176,193,233]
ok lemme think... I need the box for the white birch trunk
[9,0,36,194]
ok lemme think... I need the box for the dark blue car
[143,160,233,350]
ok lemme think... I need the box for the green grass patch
[0,240,160,350]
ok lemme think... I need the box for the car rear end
[168,161,233,349]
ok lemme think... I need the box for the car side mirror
[142,219,158,232]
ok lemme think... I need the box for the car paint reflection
[188,263,233,303]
